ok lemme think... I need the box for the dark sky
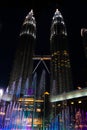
[0,0,87,90]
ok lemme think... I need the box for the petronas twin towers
[7,9,73,99]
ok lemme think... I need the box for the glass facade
[8,10,36,96]
[81,28,87,59]
[50,9,73,96]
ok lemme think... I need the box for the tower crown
[20,9,36,38]
[50,9,67,39]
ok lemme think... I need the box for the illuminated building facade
[8,10,36,96]
[81,28,87,59]
[81,28,87,87]
[50,9,73,96]
[1,8,87,130]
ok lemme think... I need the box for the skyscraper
[81,28,87,88]
[50,9,73,96]
[8,10,36,97]
[81,28,87,59]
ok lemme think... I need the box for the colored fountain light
[0,112,5,115]
[0,89,4,100]
[0,89,3,96]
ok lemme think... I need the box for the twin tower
[8,9,73,99]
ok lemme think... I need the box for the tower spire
[55,9,60,15]
[53,8,63,20]
[26,9,34,19]
[23,9,36,26]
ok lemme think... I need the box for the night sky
[0,0,87,90]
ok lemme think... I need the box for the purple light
[28,88,33,95]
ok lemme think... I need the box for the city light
[78,100,82,104]
[71,101,74,104]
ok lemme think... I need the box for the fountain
[45,105,87,130]
[0,71,44,130]
[0,99,42,129]
[1,94,87,130]
[0,70,87,129]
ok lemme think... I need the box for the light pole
[43,92,50,130]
